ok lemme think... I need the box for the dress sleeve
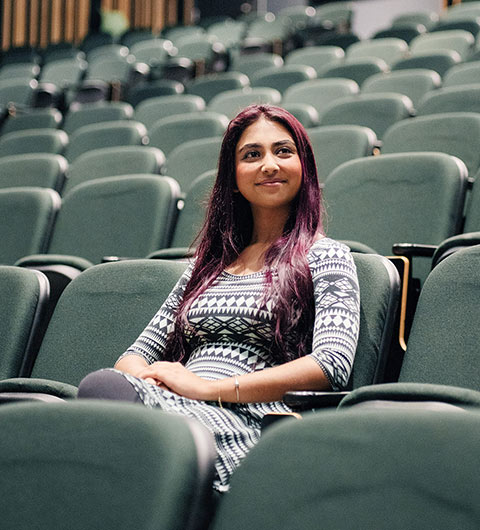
[306,241,360,391]
[116,261,194,365]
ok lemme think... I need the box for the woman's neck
[249,207,288,245]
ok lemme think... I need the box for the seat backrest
[85,55,132,83]
[47,175,179,263]
[284,45,344,75]
[187,72,250,103]
[135,94,205,130]
[362,68,441,109]
[307,124,377,183]
[345,37,409,66]
[62,101,134,135]
[208,87,281,119]
[443,60,480,87]
[392,50,461,77]
[0,62,39,82]
[175,34,220,63]
[431,18,480,39]
[283,78,359,118]
[163,25,206,44]
[171,170,216,248]
[319,92,414,139]
[382,112,480,179]
[410,29,475,60]
[30,259,187,384]
[207,19,246,49]
[130,38,175,64]
[312,1,353,26]
[0,400,216,530]
[229,52,283,79]
[348,252,400,387]
[211,408,480,530]
[0,153,67,192]
[323,153,468,280]
[0,128,68,158]
[0,187,60,265]
[399,244,480,390]
[281,102,319,128]
[0,267,49,379]
[0,78,36,107]
[64,120,148,162]
[373,24,426,45]
[1,108,62,135]
[318,57,389,86]
[391,11,439,30]
[416,84,480,115]
[39,57,87,86]
[250,64,317,94]
[64,145,165,195]
[444,2,480,21]
[125,79,185,106]
[148,111,228,156]
[164,138,220,192]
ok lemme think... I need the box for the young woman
[78,104,360,492]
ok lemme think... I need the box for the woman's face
[234,117,302,216]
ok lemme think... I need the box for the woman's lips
[256,179,286,186]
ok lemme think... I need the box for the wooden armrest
[283,391,349,410]
[392,243,437,258]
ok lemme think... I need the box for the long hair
[164,104,324,363]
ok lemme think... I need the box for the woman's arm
[306,242,360,391]
[127,355,329,402]
[114,354,161,387]
[114,262,194,367]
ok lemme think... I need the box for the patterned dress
[116,238,360,491]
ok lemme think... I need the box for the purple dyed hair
[164,104,325,363]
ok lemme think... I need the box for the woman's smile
[235,117,302,214]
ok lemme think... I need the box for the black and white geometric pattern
[116,238,360,491]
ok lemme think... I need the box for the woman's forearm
[114,354,330,404]
[114,354,149,377]
[213,355,330,404]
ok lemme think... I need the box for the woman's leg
[77,370,143,403]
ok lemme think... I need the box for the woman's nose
[261,153,279,174]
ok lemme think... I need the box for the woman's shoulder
[307,237,353,261]
[307,237,356,275]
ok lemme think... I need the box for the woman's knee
[77,369,141,403]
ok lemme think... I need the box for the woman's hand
[136,361,215,401]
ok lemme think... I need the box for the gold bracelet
[234,376,240,403]
[218,383,223,408]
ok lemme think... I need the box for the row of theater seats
[0,2,355,109]
[2,32,480,132]
[2,1,480,120]
[1,110,479,263]
[1,242,480,527]
[1,68,480,182]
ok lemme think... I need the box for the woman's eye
[277,147,293,155]
[244,150,260,159]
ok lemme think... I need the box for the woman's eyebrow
[237,139,295,153]
[273,139,296,148]
[237,142,262,153]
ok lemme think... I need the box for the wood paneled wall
[100,0,194,31]
[1,0,192,52]
[1,0,91,50]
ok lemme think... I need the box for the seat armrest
[283,390,350,411]
[0,378,78,399]
[147,247,195,260]
[392,243,437,258]
[16,253,94,271]
[0,392,65,403]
